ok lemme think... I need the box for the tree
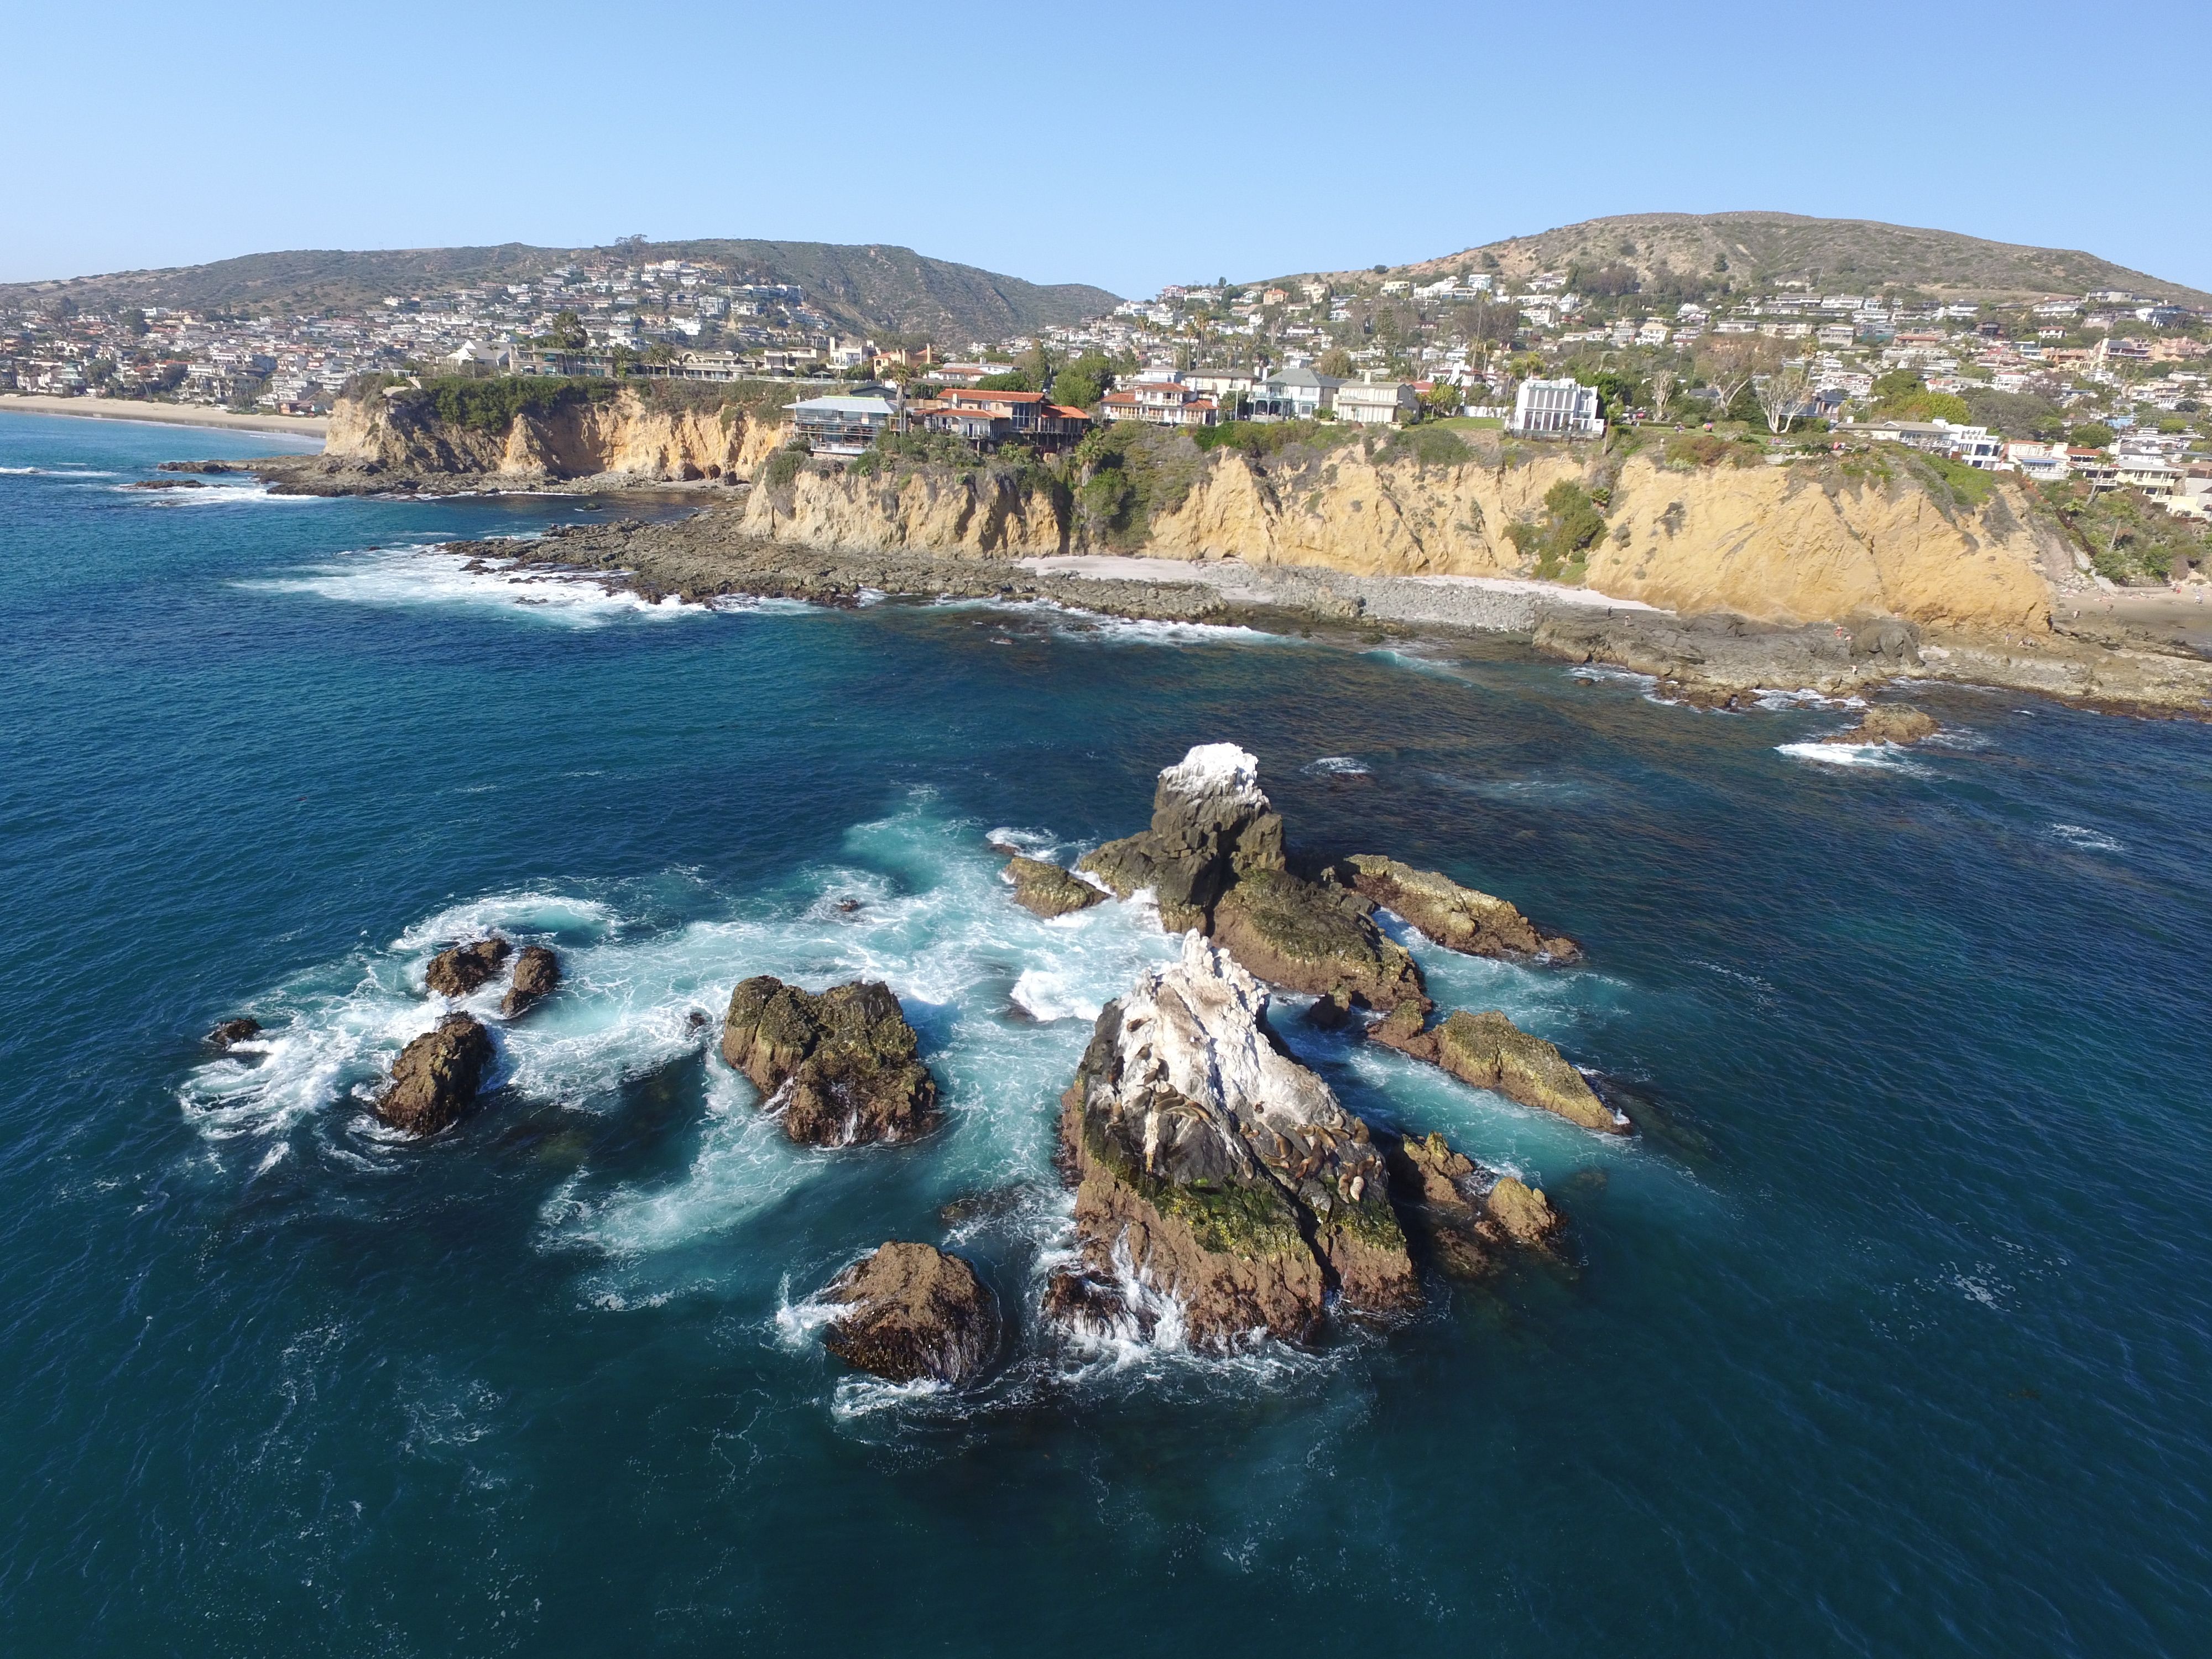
[1648,367,1677,422]
[542,310,588,351]
[975,369,1036,392]
[1871,368,1923,404]
[1015,341,1052,391]
[2070,422,2115,450]
[1697,337,1778,421]
[1755,364,1811,435]
[1050,352,1115,410]
[1316,347,1355,378]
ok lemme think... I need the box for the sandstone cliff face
[325,390,785,483]
[738,466,1067,556]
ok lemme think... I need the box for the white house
[1509,378,1604,438]
[1335,379,1417,425]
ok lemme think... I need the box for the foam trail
[236,546,703,628]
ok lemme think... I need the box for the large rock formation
[206,1017,261,1050]
[821,1242,999,1386]
[1209,867,1429,1014]
[1337,855,1579,962]
[1380,1008,1625,1134]
[500,945,561,1018]
[377,1014,495,1136]
[721,976,940,1146]
[1078,743,1286,931]
[426,937,510,997]
[1004,855,1105,918]
[1052,935,1416,1348]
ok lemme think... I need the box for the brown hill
[1304,212,2208,304]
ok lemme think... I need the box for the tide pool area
[2,408,2209,1657]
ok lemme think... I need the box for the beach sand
[0,394,325,439]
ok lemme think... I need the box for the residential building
[1251,364,1340,419]
[789,394,896,457]
[1334,378,1417,425]
[1509,377,1604,438]
[915,387,1089,450]
[1099,379,1218,427]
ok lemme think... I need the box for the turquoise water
[2,410,2208,1656]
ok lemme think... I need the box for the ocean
[2,410,2207,1656]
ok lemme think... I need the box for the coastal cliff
[322,386,788,484]
[737,438,2061,633]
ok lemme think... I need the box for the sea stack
[721,975,940,1146]
[820,1242,999,1386]
[1051,933,1417,1348]
[377,1014,495,1136]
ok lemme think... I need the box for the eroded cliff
[324,387,787,483]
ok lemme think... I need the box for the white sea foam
[1774,740,1930,774]
[236,546,703,628]
[2050,822,2125,854]
[952,596,1284,647]
[1300,754,1371,776]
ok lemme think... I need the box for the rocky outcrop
[426,937,510,997]
[1078,743,1286,931]
[721,976,940,1146]
[1052,935,1416,1348]
[740,464,1067,556]
[1209,867,1428,1015]
[1337,855,1579,962]
[1379,1009,1625,1135]
[206,1017,261,1050]
[1825,705,1939,745]
[500,945,561,1018]
[1379,1131,1563,1271]
[1485,1176,1562,1246]
[821,1242,998,1386]
[1004,855,1105,918]
[321,388,785,484]
[377,1014,495,1136]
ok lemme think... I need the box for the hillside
[0,239,1119,342]
[1308,212,2209,304]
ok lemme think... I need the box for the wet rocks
[1054,934,1416,1348]
[821,1242,999,1386]
[1485,1175,1562,1245]
[206,1016,262,1050]
[1337,855,1579,963]
[1825,705,1939,745]
[1379,1009,1624,1134]
[377,1013,495,1136]
[426,936,510,997]
[721,975,940,1146]
[125,477,203,490]
[1209,867,1430,1015]
[500,945,561,1018]
[1077,743,1285,931]
[1381,1130,1498,1278]
[1004,855,1105,918]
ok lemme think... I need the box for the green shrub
[420,375,619,432]
[760,446,807,490]
[1384,424,1472,467]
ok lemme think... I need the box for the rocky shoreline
[420,502,2212,719]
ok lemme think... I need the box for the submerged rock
[1337,855,1579,962]
[721,976,940,1146]
[1209,866,1429,1015]
[1004,855,1105,918]
[1078,743,1285,931]
[1055,934,1416,1348]
[377,1013,495,1136]
[1825,705,1939,745]
[426,936,511,997]
[1379,1009,1624,1134]
[500,945,561,1018]
[206,1016,262,1050]
[822,1242,998,1386]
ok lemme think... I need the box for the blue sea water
[2,409,2209,1657]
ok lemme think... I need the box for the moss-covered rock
[1004,854,1107,918]
[1337,854,1579,962]
[1381,1008,1623,1134]
[721,975,940,1146]
[1209,867,1429,1013]
[821,1242,998,1386]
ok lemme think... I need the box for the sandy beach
[0,394,325,439]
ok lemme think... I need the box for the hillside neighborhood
[6,231,2210,581]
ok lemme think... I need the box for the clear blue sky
[6,0,2205,298]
